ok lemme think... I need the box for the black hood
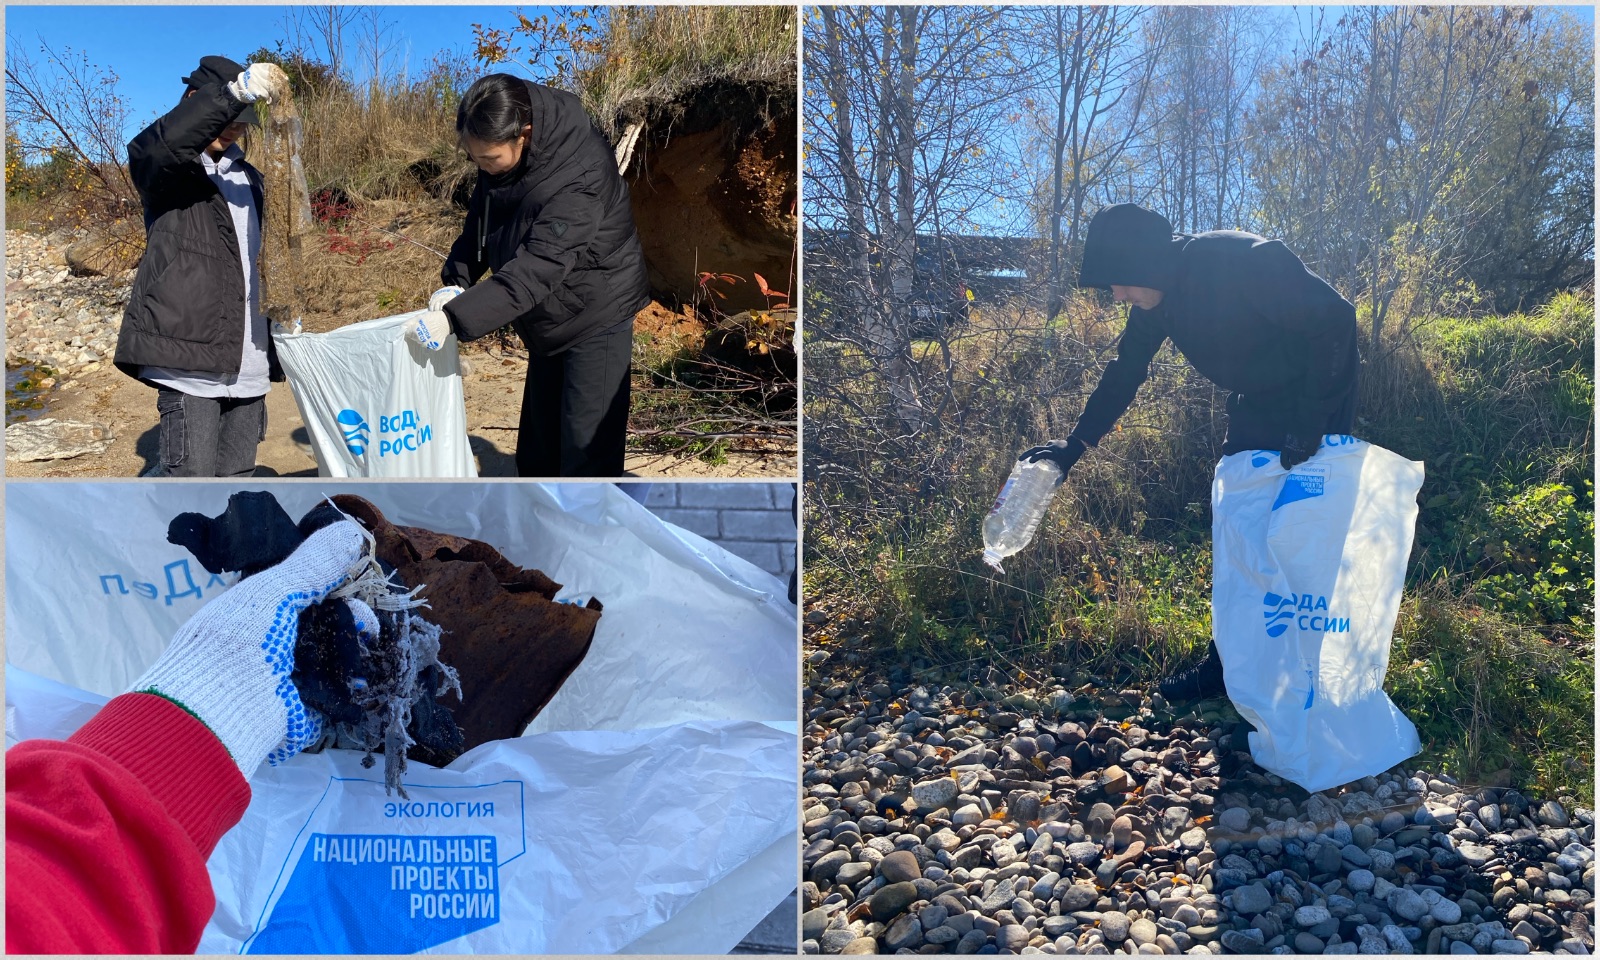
[1077,203,1181,292]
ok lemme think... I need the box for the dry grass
[575,6,797,138]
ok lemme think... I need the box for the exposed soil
[4,227,793,478]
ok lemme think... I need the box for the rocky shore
[5,229,130,381]
[802,643,1594,956]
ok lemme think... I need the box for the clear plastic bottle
[982,457,1064,571]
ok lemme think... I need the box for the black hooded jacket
[115,80,281,381]
[441,81,650,354]
[1071,205,1359,449]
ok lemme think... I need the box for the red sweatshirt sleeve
[6,692,252,954]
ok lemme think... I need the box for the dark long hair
[456,74,533,144]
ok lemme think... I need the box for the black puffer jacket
[1072,206,1358,448]
[441,81,649,354]
[114,83,280,381]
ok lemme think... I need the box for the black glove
[1020,435,1088,477]
[1279,432,1318,470]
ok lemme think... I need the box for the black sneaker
[1158,641,1226,701]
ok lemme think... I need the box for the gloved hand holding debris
[164,491,603,795]
[128,520,368,779]
[228,62,291,105]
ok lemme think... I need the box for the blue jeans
[153,387,266,477]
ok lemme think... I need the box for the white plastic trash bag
[272,311,477,477]
[5,482,797,954]
[1211,435,1424,793]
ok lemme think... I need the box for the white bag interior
[5,481,798,954]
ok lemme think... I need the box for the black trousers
[516,319,632,477]
[1221,339,1361,456]
[153,387,266,477]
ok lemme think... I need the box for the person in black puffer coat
[115,56,292,477]
[408,74,650,477]
[1022,203,1362,701]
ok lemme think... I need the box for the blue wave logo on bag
[337,409,371,456]
[1263,592,1296,637]
[1263,591,1349,638]
[1252,453,1273,468]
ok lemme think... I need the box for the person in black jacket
[1023,203,1361,700]
[407,74,650,477]
[114,56,291,477]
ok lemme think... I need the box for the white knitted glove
[228,62,290,104]
[405,309,453,351]
[130,521,368,778]
[429,286,465,312]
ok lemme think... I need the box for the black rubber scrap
[167,490,305,576]
[165,491,466,769]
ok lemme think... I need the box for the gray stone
[837,861,874,886]
[1432,899,1464,924]
[1450,942,1478,954]
[1100,911,1131,943]
[1536,801,1571,828]
[1458,843,1494,869]
[1220,807,1251,833]
[871,882,921,921]
[885,915,925,951]
[1043,916,1076,938]
[1130,918,1159,945]
[1295,932,1326,954]
[1347,869,1376,893]
[1234,883,1274,916]
[925,925,963,945]
[1342,845,1373,868]
[841,936,879,954]
[803,907,831,941]
[1390,888,1429,922]
[1490,940,1530,954]
[1066,842,1101,865]
[820,927,859,952]
[955,928,990,954]
[881,850,922,883]
[1316,843,1345,875]
[981,880,1019,914]
[1059,883,1100,912]
[913,777,961,811]
[5,418,115,462]
[953,803,986,826]
[1221,929,1266,952]
[998,924,1029,952]
[1295,905,1332,927]
[812,850,851,882]
[1382,924,1414,953]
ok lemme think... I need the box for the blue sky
[6,5,549,143]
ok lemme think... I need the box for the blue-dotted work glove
[428,286,465,312]
[129,521,375,778]
[405,309,453,351]
[227,62,291,104]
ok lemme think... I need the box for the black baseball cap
[181,55,258,125]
